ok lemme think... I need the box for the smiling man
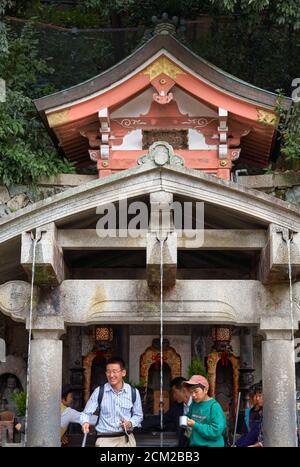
[184,375,226,447]
[80,357,143,447]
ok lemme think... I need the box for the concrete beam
[57,280,300,325]
[21,223,66,286]
[258,224,300,284]
[3,279,300,326]
[57,229,266,251]
[179,229,266,250]
[57,229,146,250]
[70,267,250,280]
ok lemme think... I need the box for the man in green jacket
[184,375,226,447]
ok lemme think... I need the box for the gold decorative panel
[140,342,181,414]
[95,327,113,342]
[142,56,185,81]
[257,109,277,126]
[83,351,112,404]
[207,351,240,417]
[47,109,70,127]
[142,130,188,149]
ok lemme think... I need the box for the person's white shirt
[61,407,97,436]
[183,396,192,415]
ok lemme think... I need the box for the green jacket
[187,398,226,447]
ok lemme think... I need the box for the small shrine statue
[1,375,20,413]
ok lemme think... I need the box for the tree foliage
[0,0,299,174]
[83,0,300,28]
[0,22,74,186]
[211,0,300,29]
[277,100,300,162]
[188,356,208,378]
[13,391,27,417]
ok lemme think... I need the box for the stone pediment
[1,156,300,249]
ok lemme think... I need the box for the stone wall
[0,174,97,218]
[237,171,300,206]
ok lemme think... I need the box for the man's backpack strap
[131,386,137,417]
[95,384,105,428]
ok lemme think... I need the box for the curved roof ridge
[34,33,291,113]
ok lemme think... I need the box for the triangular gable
[1,161,300,248]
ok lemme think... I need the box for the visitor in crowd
[80,356,143,447]
[141,376,192,446]
[15,384,97,445]
[184,375,227,447]
[164,376,192,446]
[61,385,97,445]
[235,381,263,447]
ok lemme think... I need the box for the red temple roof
[34,32,291,179]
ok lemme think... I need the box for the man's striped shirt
[80,382,143,433]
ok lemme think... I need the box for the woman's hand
[186,418,195,427]
[82,422,90,434]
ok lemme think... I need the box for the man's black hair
[106,356,126,370]
[170,376,187,389]
[251,380,263,395]
[61,384,73,400]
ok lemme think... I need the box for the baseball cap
[183,375,209,390]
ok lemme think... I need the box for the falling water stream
[287,237,295,338]
[159,237,165,448]
[286,235,298,445]
[24,235,39,447]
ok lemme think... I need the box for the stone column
[27,317,65,447]
[261,329,297,447]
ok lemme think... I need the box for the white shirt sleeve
[61,408,98,429]
[80,387,100,426]
[61,407,82,430]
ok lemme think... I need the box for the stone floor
[64,432,178,447]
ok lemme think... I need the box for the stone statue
[1,375,20,413]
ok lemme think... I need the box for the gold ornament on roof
[257,109,277,126]
[142,56,185,81]
[47,109,70,127]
